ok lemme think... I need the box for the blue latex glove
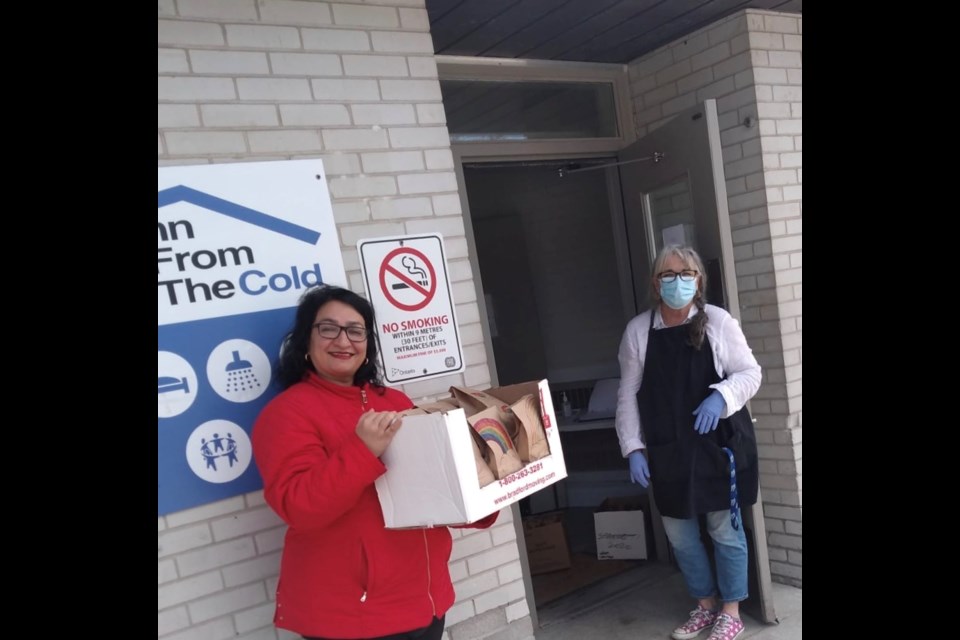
[628,450,650,487]
[692,390,726,434]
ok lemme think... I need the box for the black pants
[303,615,445,640]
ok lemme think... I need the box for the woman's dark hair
[275,285,384,390]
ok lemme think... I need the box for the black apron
[637,312,758,519]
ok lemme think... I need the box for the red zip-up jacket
[253,373,497,638]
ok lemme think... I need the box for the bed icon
[158,375,190,395]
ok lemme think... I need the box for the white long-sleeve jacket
[614,304,761,457]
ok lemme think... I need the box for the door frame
[440,54,639,395]
[452,147,640,631]
[442,55,777,624]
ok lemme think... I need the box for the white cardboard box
[376,380,568,528]
[594,510,647,560]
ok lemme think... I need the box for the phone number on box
[498,462,544,487]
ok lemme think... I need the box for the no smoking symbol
[378,247,438,312]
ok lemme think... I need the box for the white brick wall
[158,0,526,637]
[627,8,801,587]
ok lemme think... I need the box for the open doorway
[457,101,777,627]
[461,158,667,619]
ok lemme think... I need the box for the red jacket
[253,373,497,638]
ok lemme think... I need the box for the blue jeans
[662,510,748,603]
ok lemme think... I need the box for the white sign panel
[158,159,347,516]
[358,234,465,385]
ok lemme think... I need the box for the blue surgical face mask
[660,278,698,309]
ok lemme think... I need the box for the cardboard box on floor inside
[594,495,648,560]
[376,379,568,528]
[523,511,572,574]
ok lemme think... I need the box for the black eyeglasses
[657,269,699,283]
[313,322,369,342]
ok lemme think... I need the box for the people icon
[199,433,239,472]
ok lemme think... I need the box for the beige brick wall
[158,1,528,638]
[626,9,802,587]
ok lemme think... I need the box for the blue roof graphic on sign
[158,185,320,245]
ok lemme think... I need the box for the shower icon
[224,350,261,394]
[207,340,270,403]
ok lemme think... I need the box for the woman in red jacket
[254,285,497,640]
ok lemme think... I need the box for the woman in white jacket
[615,245,761,640]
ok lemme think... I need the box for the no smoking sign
[358,234,465,385]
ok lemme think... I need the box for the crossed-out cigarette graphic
[390,255,429,289]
